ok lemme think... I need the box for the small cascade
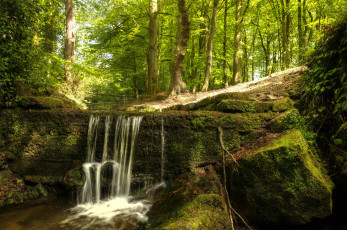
[160,117,165,183]
[63,115,151,229]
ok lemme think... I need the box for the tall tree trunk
[243,29,248,82]
[223,0,228,87]
[202,0,219,92]
[233,0,242,84]
[251,33,255,81]
[298,0,303,64]
[148,0,158,94]
[280,0,291,69]
[170,0,190,95]
[64,0,76,87]
[193,2,209,91]
[133,51,139,99]
[233,0,249,84]
[44,0,57,53]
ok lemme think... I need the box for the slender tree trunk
[202,0,219,92]
[170,0,190,95]
[243,29,248,82]
[233,0,242,84]
[232,0,249,84]
[44,0,57,53]
[193,3,209,91]
[148,0,158,94]
[223,0,228,87]
[64,0,76,87]
[280,0,291,69]
[251,33,255,81]
[133,51,139,99]
[298,0,303,64]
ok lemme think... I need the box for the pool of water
[0,196,72,230]
[0,196,151,230]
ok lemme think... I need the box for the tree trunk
[170,0,190,95]
[243,29,248,82]
[280,0,291,69]
[298,0,303,64]
[233,0,248,84]
[64,0,76,86]
[223,0,228,87]
[202,0,219,92]
[148,0,158,94]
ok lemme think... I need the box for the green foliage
[303,15,347,118]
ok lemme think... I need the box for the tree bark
[64,0,76,86]
[280,0,291,69]
[223,0,228,87]
[148,0,159,94]
[202,0,219,91]
[243,29,248,82]
[170,0,190,95]
[232,0,249,84]
[298,0,303,64]
[233,0,242,84]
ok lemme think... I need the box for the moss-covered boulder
[269,109,303,133]
[272,97,295,112]
[216,100,273,113]
[19,95,82,109]
[145,166,230,230]
[228,129,333,226]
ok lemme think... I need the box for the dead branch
[218,126,252,230]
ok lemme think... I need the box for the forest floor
[118,66,306,111]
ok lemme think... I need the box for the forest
[1,0,346,106]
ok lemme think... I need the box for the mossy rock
[63,166,84,190]
[27,183,48,199]
[19,96,80,109]
[269,109,303,133]
[216,100,272,113]
[272,97,295,112]
[145,167,229,230]
[229,129,333,226]
[154,194,229,230]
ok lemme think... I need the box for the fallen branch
[218,126,252,230]
[218,127,239,167]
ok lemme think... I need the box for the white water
[63,115,151,229]
[161,117,165,183]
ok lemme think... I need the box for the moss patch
[269,109,303,133]
[216,100,273,113]
[272,97,295,112]
[155,194,229,230]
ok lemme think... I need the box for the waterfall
[80,115,143,204]
[161,117,165,182]
[63,115,150,229]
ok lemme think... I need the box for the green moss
[155,194,229,230]
[231,129,333,225]
[20,96,80,109]
[269,109,303,133]
[216,99,273,113]
[27,184,47,199]
[272,97,295,112]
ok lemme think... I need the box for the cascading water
[62,115,151,230]
[161,117,165,183]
